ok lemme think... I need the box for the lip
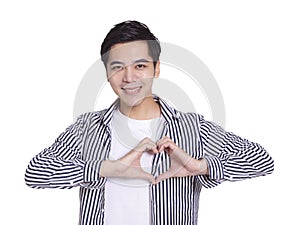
[121,86,142,94]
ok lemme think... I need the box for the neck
[119,96,161,120]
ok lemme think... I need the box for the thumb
[139,170,156,184]
[154,170,173,184]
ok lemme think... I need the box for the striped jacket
[25,96,274,225]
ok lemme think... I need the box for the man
[25,20,274,225]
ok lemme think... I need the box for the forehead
[107,41,151,63]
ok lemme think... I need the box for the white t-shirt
[104,109,162,225]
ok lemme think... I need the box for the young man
[25,20,274,225]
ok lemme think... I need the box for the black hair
[100,20,161,68]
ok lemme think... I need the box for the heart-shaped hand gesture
[100,136,208,184]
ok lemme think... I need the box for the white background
[1,0,299,224]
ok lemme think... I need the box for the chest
[81,118,204,165]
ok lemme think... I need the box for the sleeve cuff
[204,155,224,181]
[83,160,103,183]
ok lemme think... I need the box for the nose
[123,65,137,83]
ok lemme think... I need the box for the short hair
[100,20,161,68]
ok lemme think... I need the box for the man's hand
[100,137,158,183]
[154,136,208,184]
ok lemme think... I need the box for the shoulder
[176,110,204,123]
[75,108,109,125]
[176,110,221,132]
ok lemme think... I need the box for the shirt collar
[99,95,180,126]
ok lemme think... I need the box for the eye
[135,64,146,70]
[111,65,124,71]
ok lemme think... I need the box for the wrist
[100,160,117,177]
[198,158,209,175]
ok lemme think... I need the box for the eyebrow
[134,58,150,63]
[109,60,124,66]
[109,58,150,66]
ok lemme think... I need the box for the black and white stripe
[25,96,274,225]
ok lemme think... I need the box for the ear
[154,61,160,78]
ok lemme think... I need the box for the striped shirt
[25,96,274,225]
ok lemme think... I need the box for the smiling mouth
[121,86,142,94]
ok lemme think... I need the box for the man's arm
[25,113,105,189]
[154,116,274,186]
[197,115,274,187]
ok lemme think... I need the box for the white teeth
[122,87,141,94]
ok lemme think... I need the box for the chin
[123,96,143,107]
[120,93,148,109]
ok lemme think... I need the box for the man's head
[100,21,161,111]
[100,20,161,69]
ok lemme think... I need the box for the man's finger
[154,170,173,184]
[139,170,156,184]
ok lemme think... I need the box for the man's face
[106,40,160,109]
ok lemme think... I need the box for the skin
[106,41,161,119]
[100,41,208,183]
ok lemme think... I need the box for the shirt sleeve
[196,115,274,188]
[24,113,106,189]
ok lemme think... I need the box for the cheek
[141,75,155,85]
[109,82,120,96]
[137,72,154,81]
[107,70,119,81]
[108,76,121,92]
[108,71,123,83]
